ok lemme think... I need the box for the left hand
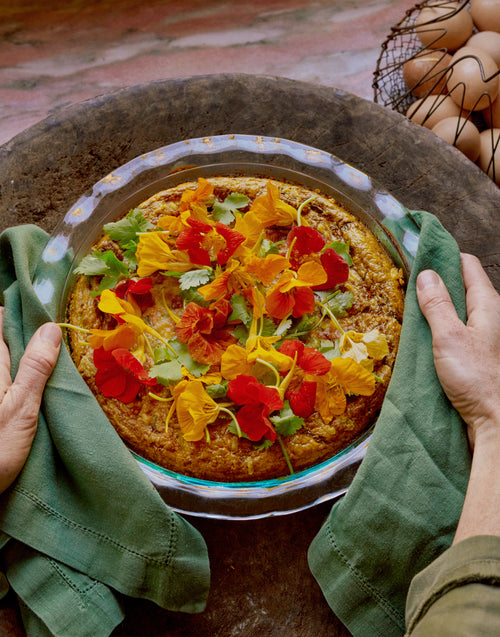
[0,309,61,494]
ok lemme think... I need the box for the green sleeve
[406,535,500,636]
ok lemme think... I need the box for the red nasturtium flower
[286,226,325,264]
[227,375,283,442]
[93,347,157,403]
[175,300,236,365]
[312,248,349,290]
[265,261,327,320]
[278,339,331,417]
[176,219,245,266]
[115,277,154,312]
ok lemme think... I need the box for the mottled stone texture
[0,74,498,637]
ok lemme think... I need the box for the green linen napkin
[308,210,471,637]
[0,225,210,636]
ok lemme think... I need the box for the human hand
[0,309,61,494]
[416,253,500,450]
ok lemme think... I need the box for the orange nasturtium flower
[250,182,298,227]
[314,357,376,424]
[88,324,138,351]
[178,177,214,212]
[232,209,265,250]
[243,253,290,287]
[136,232,193,277]
[157,203,210,236]
[198,258,255,301]
[173,379,221,441]
[265,261,327,319]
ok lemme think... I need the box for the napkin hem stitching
[14,486,176,567]
[326,525,405,628]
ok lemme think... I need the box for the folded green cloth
[308,211,471,636]
[0,225,210,636]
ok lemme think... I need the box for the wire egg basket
[373,0,499,184]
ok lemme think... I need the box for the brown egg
[447,46,499,110]
[403,50,452,97]
[470,0,500,33]
[478,128,500,184]
[416,2,474,51]
[467,31,500,66]
[482,80,500,125]
[407,93,463,128]
[431,116,481,160]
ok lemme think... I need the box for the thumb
[13,323,62,396]
[416,270,462,339]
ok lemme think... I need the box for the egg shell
[447,46,499,110]
[403,50,453,97]
[467,31,500,66]
[470,0,500,33]
[482,80,500,125]
[477,128,500,184]
[431,116,481,161]
[407,93,463,128]
[416,2,474,51]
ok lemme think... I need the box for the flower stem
[277,434,294,475]
[297,195,318,226]
[57,323,91,334]
[219,406,242,438]
[255,357,281,387]
[317,301,345,334]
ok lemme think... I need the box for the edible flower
[265,261,327,319]
[198,258,255,301]
[175,301,236,364]
[339,328,389,368]
[115,277,154,312]
[136,232,192,277]
[93,347,157,403]
[278,339,331,417]
[178,177,214,212]
[250,182,298,227]
[227,375,283,441]
[176,219,245,266]
[286,226,325,264]
[314,357,376,424]
[312,248,350,290]
[174,380,221,441]
[88,324,138,351]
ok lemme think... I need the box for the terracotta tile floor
[0,0,416,145]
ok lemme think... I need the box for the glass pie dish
[33,134,420,520]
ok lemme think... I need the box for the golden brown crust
[66,177,405,482]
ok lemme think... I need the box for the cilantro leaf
[104,209,153,244]
[205,382,229,399]
[270,401,305,436]
[316,289,354,318]
[259,238,284,257]
[178,268,212,290]
[168,339,210,377]
[150,359,184,385]
[228,294,252,327]
[103,209,153,265]
[75,250,129,295]
[325,240,353,266]
[212,193,249,225]
[317,339,341,360]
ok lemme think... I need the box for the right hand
[416,253,500,450]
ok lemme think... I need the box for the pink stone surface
[0,0,416,145]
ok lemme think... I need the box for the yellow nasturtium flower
[174,380,221,441]
[136,232,192,277]
[314,357,376,424]
[339,329,389,366]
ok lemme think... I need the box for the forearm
[453,421,500,545]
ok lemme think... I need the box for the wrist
[469,415,500,453]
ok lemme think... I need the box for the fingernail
[417,270,440,290]
[39,323,62,347]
